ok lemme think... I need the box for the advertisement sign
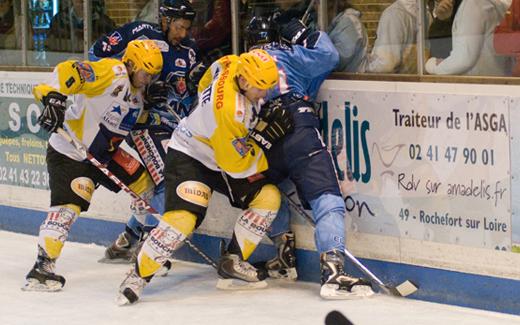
[318,90,511,251]
[0,76,48,190]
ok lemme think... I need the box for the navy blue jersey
[89,21,199,117]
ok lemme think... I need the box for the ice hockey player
[245,16,374,299]
[89,0,204,265]
[116,49,294,305]
[23,39,163,292]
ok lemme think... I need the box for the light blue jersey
[262,31,339,102]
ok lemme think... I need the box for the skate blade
[98,257,133,264]
[155,265,171,277]
[268,268,298,281]
[320,284,375,300]
[115,293,132,306]
[21,278,63,292]
[216,278,268,290]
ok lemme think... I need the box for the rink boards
[1,72,520,314]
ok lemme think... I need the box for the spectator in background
[46,0,115,53]
[366,0,420,74]
[425,0,513,76]
[326,0,369,72]
[191,0,231,64]
[0,0,15,49]
[428,0,462,58]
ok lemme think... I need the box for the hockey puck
[325,310,353,325]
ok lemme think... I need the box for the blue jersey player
[245,16,374,299]
[89,0,202,266]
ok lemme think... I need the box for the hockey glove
[186,62,207,95]
[280,19,311,46]
[250,105,294,152]
[38,91,67,133]
[144,81,172,109]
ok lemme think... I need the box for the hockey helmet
[237,49,278,90]
[245,16,278,48]
[122,40,163,75]
[160,0,196,22]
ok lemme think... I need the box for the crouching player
[23,40,163,292]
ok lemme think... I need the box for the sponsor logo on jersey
[120,107,141,131]
[42,207,78,234]
[112,65,127,78]
[231,137,251,157]
[70,177,95,202]
[176,181,211,207]
[112,148,141,175]
[108,31,122,45]
[103,105,123,128]
[154,40,169,52]
[111,84,124,97]
[74,62,95,82]
[215,58,231,110]
[131,23,154,35]
[175,58,187,68]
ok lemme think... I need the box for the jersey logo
[232,137,251,157]
[120,108,140,131]
[74,62,95,82]
[175,58,187,68]
[108,31,122,45]
[103,105,123,128]
[111,85,124,97]
[176,181,211,207]
[175,77,187,95]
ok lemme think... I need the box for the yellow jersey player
[23,40,163,292]
[117,49,294,305]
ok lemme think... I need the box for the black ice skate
[99,231,138,264]
[264,231,297,280]
[22,247,65,292]
[320,250,374,300]
[217,251,268,290]
[116,268,150,306]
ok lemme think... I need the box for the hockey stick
[281,192,418,297]
[301,0,316,25]
[56,127,218,269]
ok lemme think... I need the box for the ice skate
[217,252,268,290]
[98,231,138,264]
[265,231,297,280]
[116,268,149,306]
[320,250,374,300]
[22,248,65,292]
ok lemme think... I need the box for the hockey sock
[230,184,280,260]
[37,204,80,259]
[136,210,196,278]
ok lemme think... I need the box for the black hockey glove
[250,104,294,152]
[186,62,207,95]
[144,81,172,109]
[280,19,311,46]
[38,91,67,133]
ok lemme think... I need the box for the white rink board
[1,72,520,281]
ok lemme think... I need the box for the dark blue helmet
[245,16,279,48]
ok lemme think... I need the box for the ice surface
[1,230,519,325]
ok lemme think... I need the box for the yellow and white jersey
[34,58,145,163]
[169,55,268,179]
